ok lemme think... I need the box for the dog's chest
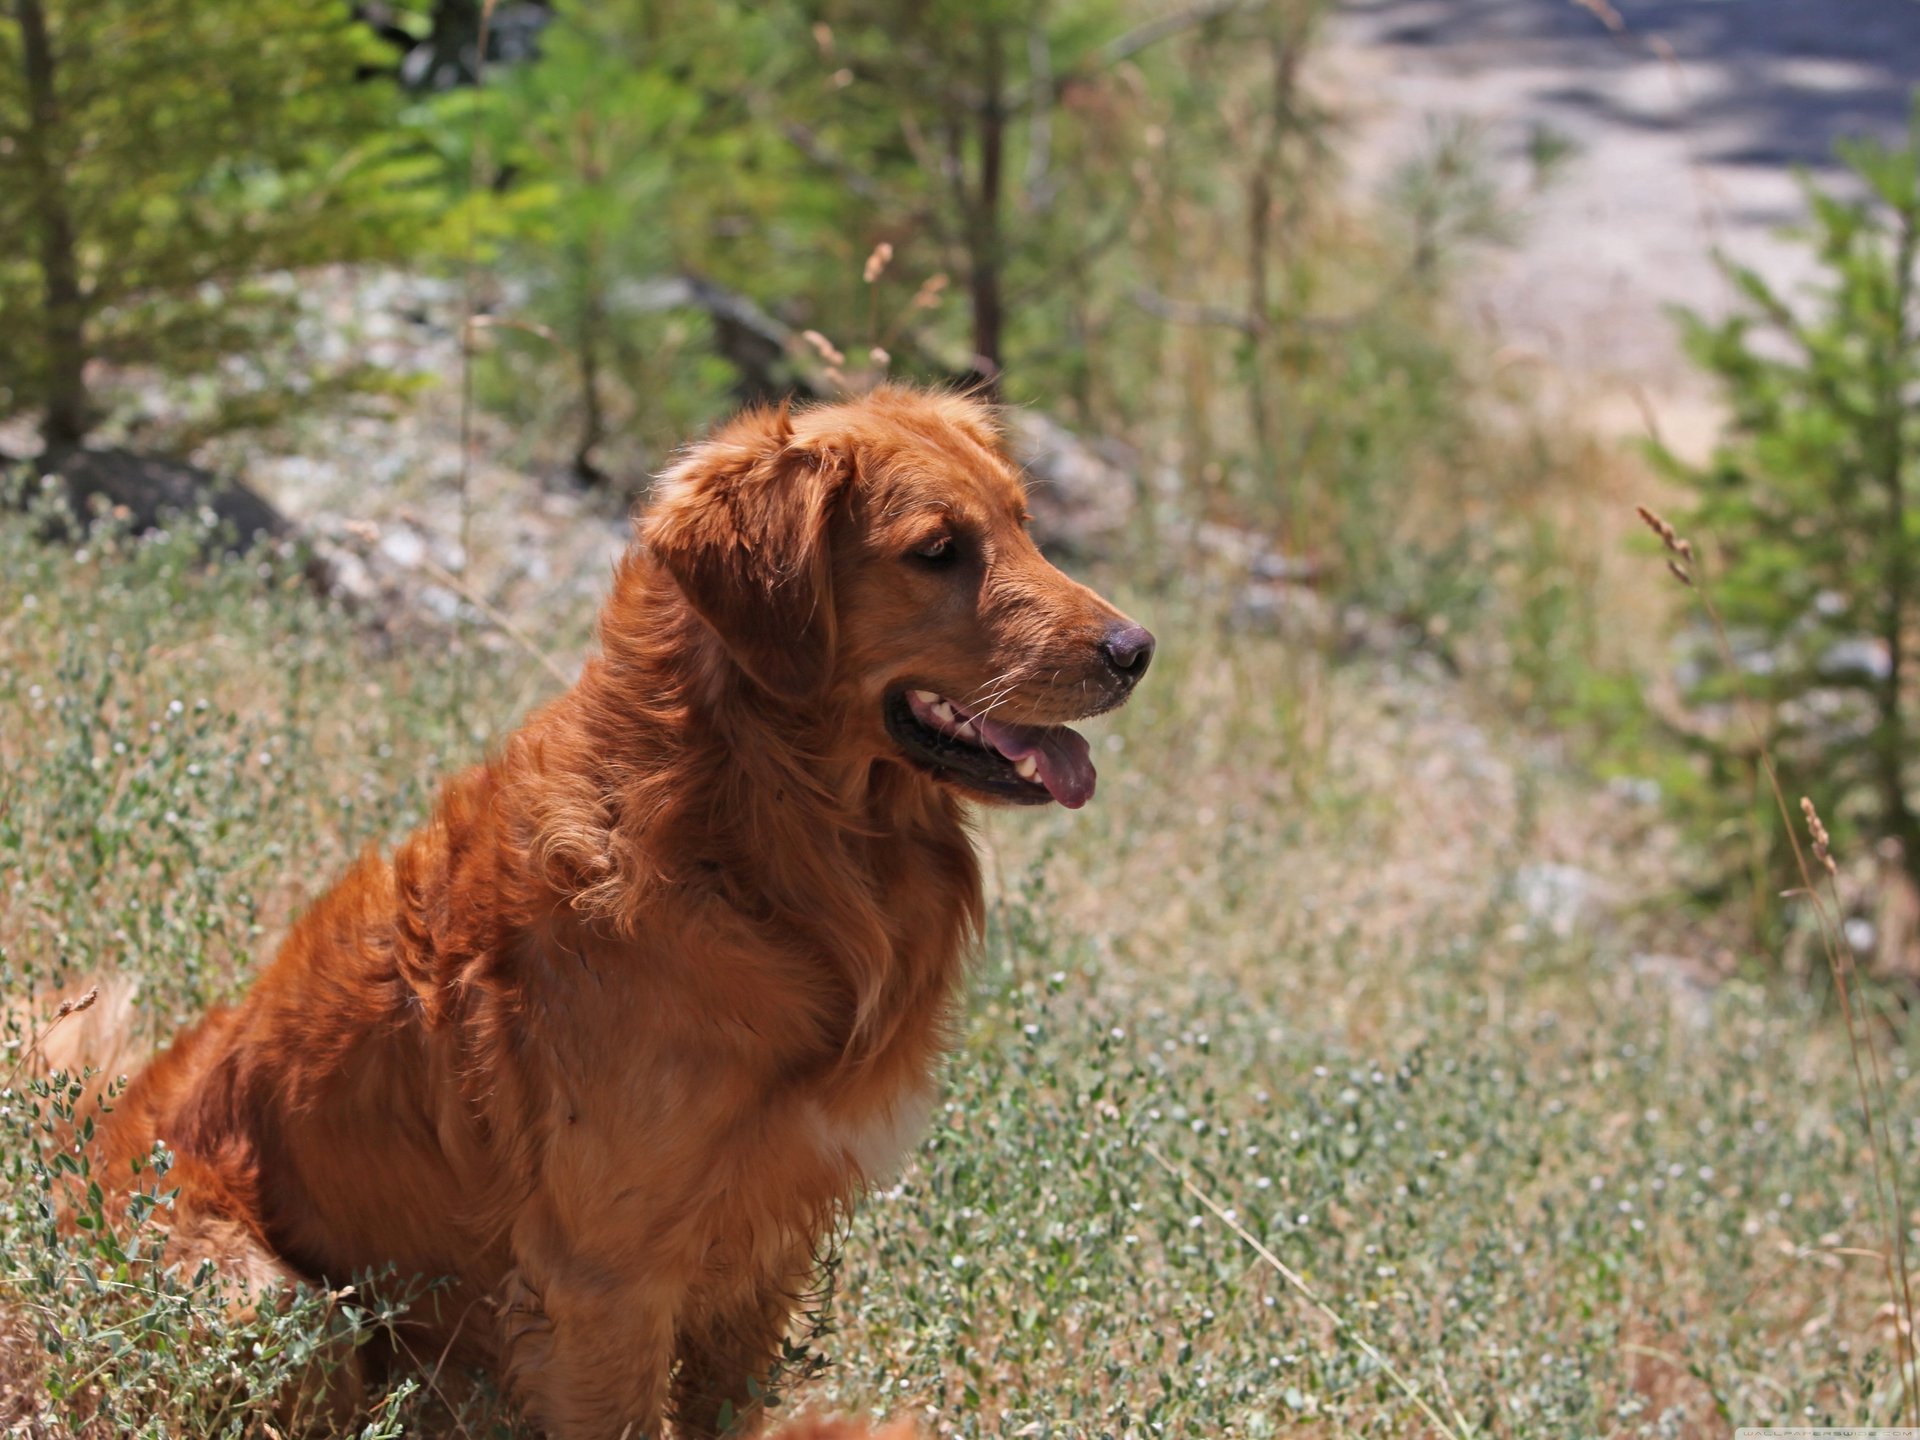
[808,1075,937,1185]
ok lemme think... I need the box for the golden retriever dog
[72,386,1154,1438]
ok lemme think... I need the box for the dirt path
[1330,0,1920,446]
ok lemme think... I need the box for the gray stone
[1005,410,1136,557]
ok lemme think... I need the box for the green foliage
[0,1061,422,1437]
[1656,98,1920,904]
[419,0,811,478]
[415,0,1185,476]
[0,0,434,446]
[0,488,516,1434]
[787,0,1156,372]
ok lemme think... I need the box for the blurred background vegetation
[2,0,1919,1435]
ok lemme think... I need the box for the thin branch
[1003,0,1254,110]
[1023,25,1055,212]
[1131,265,1418,338]
[416,556,573,691]
[1130,286,1261,335]
[455,0,501,723]
[1102,0,1252,67]
[1637,506,1920,1425]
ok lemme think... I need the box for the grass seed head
[1800,796,1838,875]
[1637,506,1696,580]
[802,330,846,367]
[910,274,948,311]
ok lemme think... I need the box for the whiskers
[959,667,1029,724]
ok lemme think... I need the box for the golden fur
[73,387,1149,1438]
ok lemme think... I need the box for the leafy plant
[1656,98,1920,907]
[0,0,432,449]
[418,0,812,481]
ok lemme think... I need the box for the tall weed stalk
[1638,504,1918,1426]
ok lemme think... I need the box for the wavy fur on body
[77,387,1148,1439]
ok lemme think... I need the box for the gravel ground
[1330,0,1920,445]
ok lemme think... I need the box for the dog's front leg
[669,1268,810,1439]
[500,1260,679,1440]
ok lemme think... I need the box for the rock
[32,445,292,553]
[1231,579,1337,643]
[1607,775,1663,807]
[1513,863,1615,940]
[1818,636,1891,682]
[1004,410,1135,557]
[376,525,428,570]
[1629,953,1716,1032]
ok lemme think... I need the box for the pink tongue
[975,716,1097,809]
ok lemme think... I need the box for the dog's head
[642,387,1153,809]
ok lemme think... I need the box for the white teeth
[1014,755,1040,782]
[931,701,957,725]
[953,721,979,742]
[911,689,939,705]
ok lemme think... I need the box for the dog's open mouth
[885,688,1096,808]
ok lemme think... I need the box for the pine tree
[1659,101,1920,896]
[0,0,425,448]
[788,0,1160,393]
[428,0,808,480]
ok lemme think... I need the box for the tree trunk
[967,27,1006,394]
[1250,7,1307,544]
[1876,204,1920,884]
[573,253,609,486]
[14,0,89,447]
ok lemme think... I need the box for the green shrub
[417,0,808,481]
[1655,100,1920,916]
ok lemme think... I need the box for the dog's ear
[642,404,849,700]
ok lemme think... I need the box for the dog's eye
[909,535,956,565]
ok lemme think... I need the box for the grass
[1,489,1915,1438]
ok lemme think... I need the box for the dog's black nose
[1102,623,1156,682]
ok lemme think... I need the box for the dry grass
[1,468,1914,1437]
